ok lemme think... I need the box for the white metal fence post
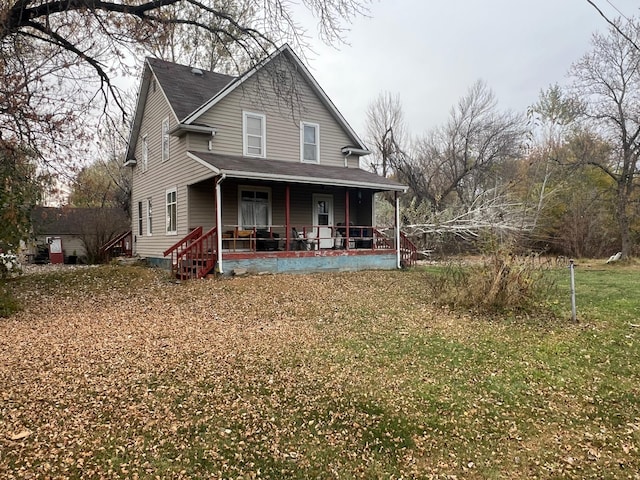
[569,259,577,322]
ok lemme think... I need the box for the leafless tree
[1,0,370,167]
[141,0,260,74]
[522,84,584,230]
[394,80,527,212]
[569,18,640,258]
[585,0,640,52]
[402,191,535,241]
[365,91,406,177]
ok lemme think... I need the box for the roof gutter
[220,169,407,192]
[170,124,217,137]
[341,147,371,156]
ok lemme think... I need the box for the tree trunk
[615,185,632,258]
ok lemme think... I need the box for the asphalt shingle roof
[147,58,236,121]
[189,152,406,191]
[31,206,130,235]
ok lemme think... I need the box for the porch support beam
[285,184,291,251]
[395,191,401,269]
[345,189,350,250]
[215,174,226,274]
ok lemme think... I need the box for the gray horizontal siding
[130,79,216,258]
[195,64,356,167]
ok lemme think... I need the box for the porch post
[345,189,350,249]
[215,174,225,274]
[285,184,290,251]
[395,191,401,269]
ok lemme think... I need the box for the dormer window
[301,122,319,163]
[243,111,266,157]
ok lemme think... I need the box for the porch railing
[170,227,217,280]
[163,224,417,278]
[100,230,132,260]
[220,225,391,252]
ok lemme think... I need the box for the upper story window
[161,117,170,161]
[301,122,320,163]
[141,135,148,172]
[166,188,177,235]
[243,111,266,158]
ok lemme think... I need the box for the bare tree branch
[585,0,640,52]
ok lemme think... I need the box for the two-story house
[124,44,415,278]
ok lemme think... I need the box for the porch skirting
[222,250,397,275]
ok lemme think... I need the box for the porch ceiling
[187,151,407,192]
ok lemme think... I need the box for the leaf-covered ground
[1,265,639,479]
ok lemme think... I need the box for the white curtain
[241,198,268,228]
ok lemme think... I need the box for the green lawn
[1,263,639,478]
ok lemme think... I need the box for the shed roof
[188,152,406,192]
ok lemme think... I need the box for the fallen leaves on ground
[1,265,639,479]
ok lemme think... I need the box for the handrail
[100,230,132,260]
[372,228,394,250]
[163,226,203,257]
[101,230,132,253]
[173,227,217,279]
[399,231,418,267]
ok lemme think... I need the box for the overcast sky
[298,0,639,140]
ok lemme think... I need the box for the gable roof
[188,151,406,192]
[146,58,235,121]
[125,45,368,161]
[181,45,367,151]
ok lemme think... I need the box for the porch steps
[164,227,218,280]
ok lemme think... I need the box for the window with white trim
[243,112,266,157]
[166,188,177,234]
[146,198,153,236]
[238,186,271,229]
[161,117,170,161]
[141,135,148,172]
[301,122,319,163]
[137,201,143,236]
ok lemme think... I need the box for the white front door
[312,194,334,249]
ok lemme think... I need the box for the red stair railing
[173,227,217,280]
[373,228,394,250]
[399,231,418,267]
[163,226,203,271]
[372,228,418,267]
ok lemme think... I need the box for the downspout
[215,174,226,274]
[395,191,401,269]
[343,150,351,167]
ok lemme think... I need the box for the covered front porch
[165,152,414,278]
